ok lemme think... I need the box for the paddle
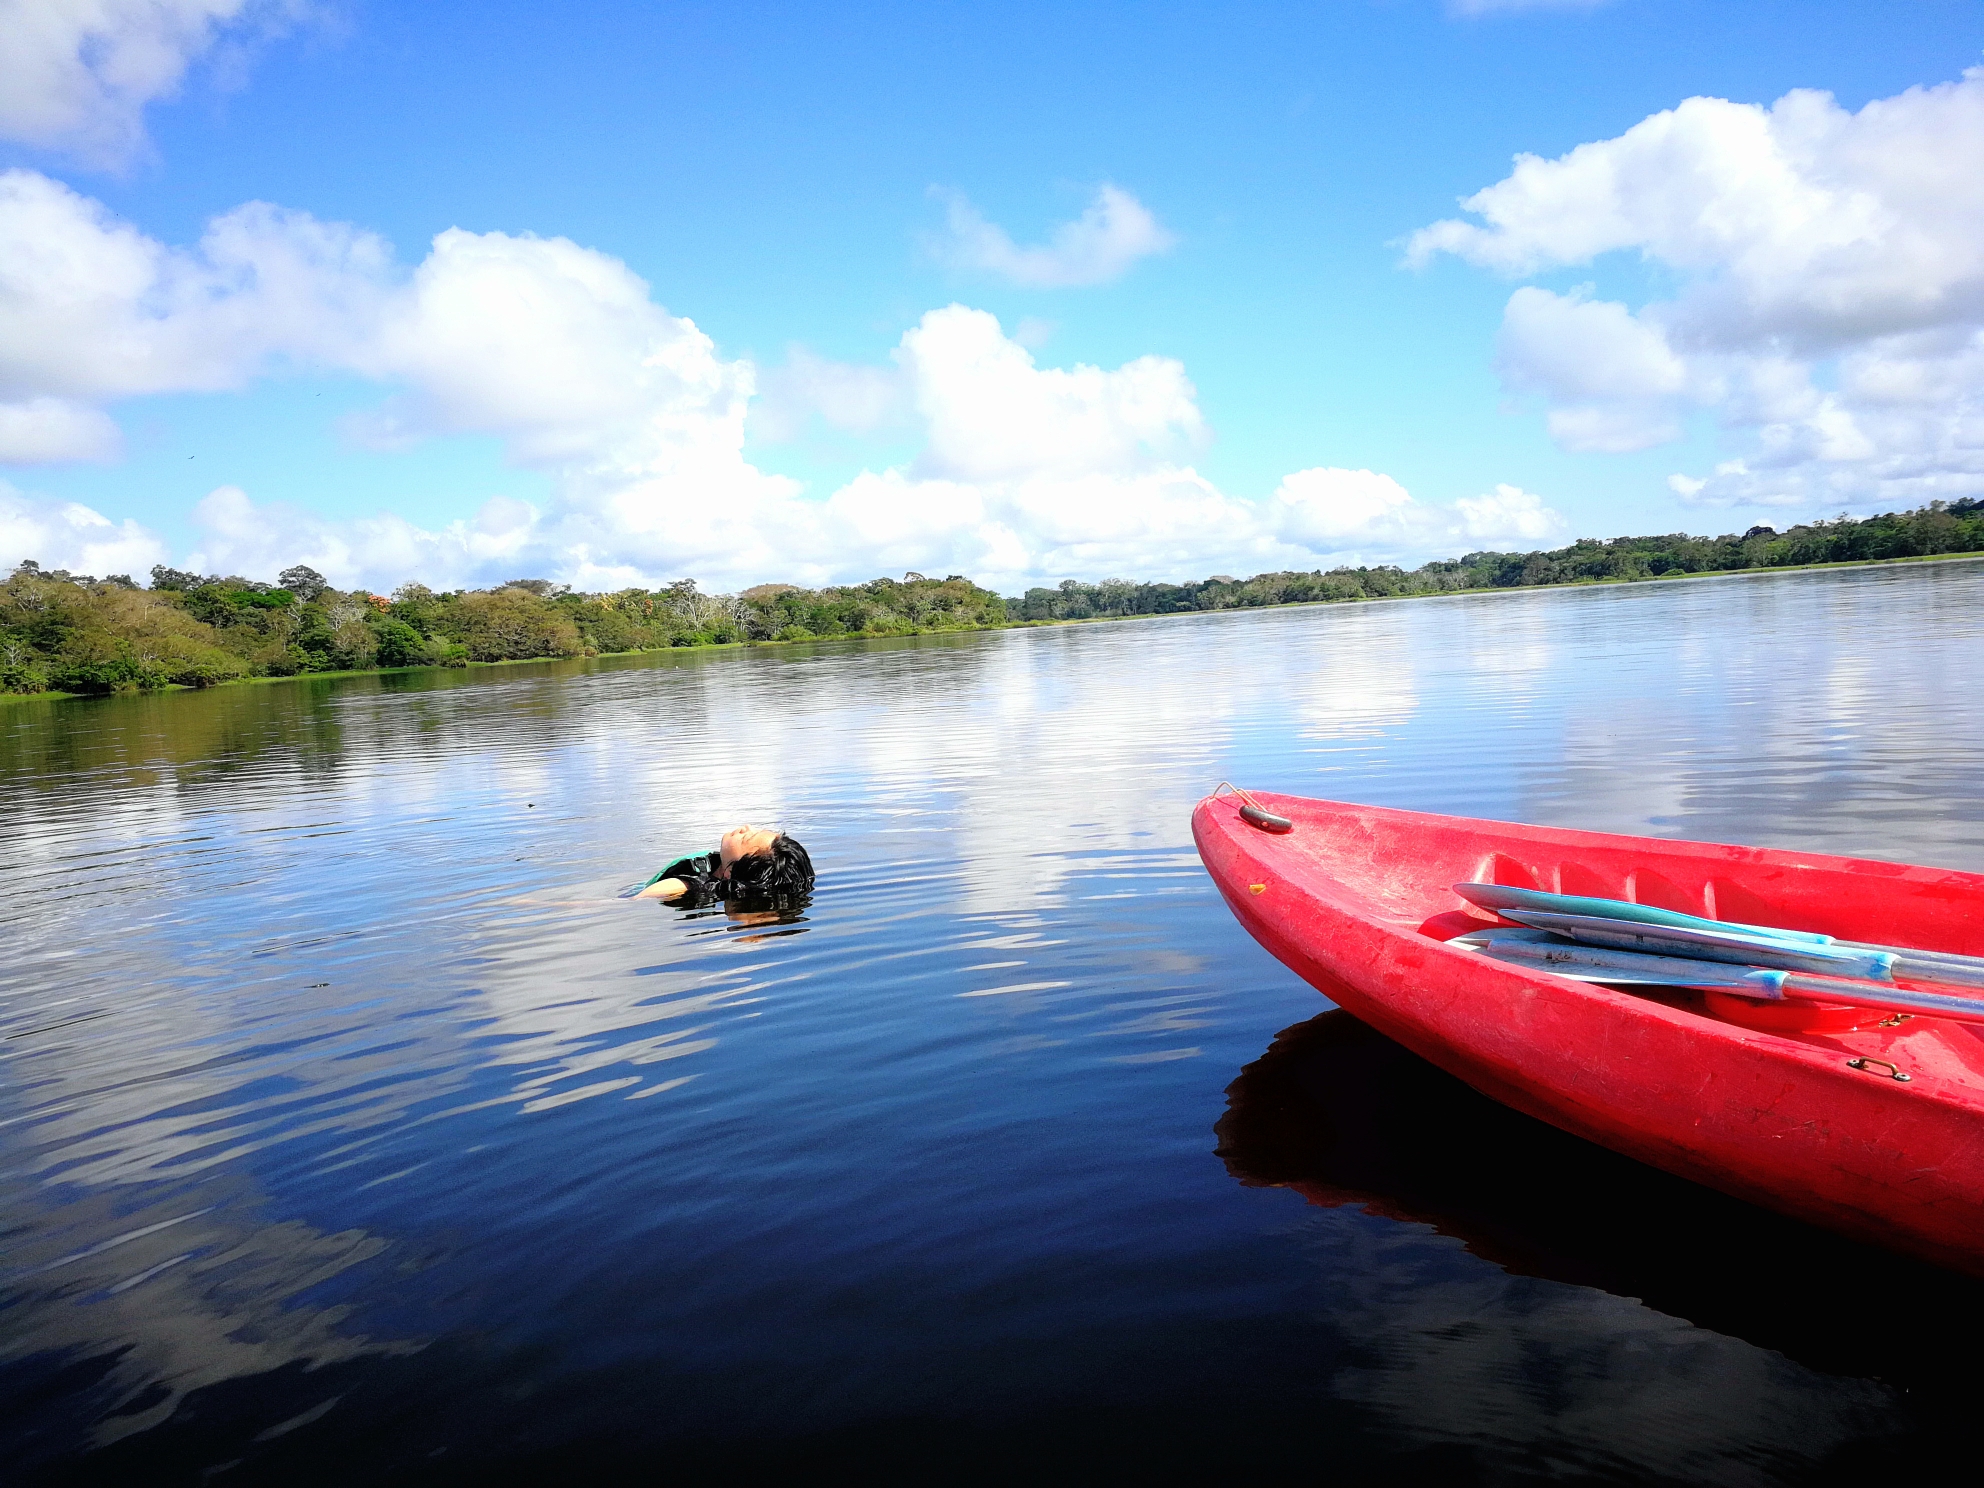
[1452,882,1832,944]
[1830,940,1984,989]
[1453,928,1984,1028]
[1494,909,1897,980]
[1454,881,1984,988]
[1451,927,1791,991]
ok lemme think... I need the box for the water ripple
[3,562,1982,1480]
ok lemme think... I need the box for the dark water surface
[5,561,1983,1484]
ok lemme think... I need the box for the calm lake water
[6,560,1984,1485]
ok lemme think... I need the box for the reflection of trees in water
[0,641,773,809]
[1215,1012,1983,1479]
[0,1177,411,1466]
[1,606,1421,914]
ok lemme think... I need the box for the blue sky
[2,0,1981,592]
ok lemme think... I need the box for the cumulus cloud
[0,168,391,402]
[0,398,123,463]
[181,305,1537,593]
[749,347,908,443]
[176,484,549,588]
[1410,70,1984,510]
[0,0,299,168]
[0,174,1559,590]
[0,480,169,577]
[928,184,1176,288]
[902,305,1203,480]
[1276,467,1564,552]
[1495,286,1688,452]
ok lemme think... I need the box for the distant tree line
[1014,499,1984,620]
[3,499,1979,696]
[0,564,1006,695]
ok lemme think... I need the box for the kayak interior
[1199,792,1984,1099]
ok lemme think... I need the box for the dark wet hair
[725,833,814,905]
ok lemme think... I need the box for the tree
[149,565,206,591]
[374,620,426,667]
[446,589,583,661]
[278,564,330,601]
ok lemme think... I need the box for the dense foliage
[1014,499,1984,621]
[1,565,1006,695]
[5,500,1979,696]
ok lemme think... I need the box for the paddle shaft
[1454,880,1984,985]
[1834,942,1984,989]
[1499,909,1896,979]
[1460,933,1984,1028]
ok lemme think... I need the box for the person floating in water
[623,824,815,908]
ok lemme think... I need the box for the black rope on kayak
[1210,782,1294,834]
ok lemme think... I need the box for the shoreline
[1054,547,1984,625]
[9,547,1984,704]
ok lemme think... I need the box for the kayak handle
[1211,782,1295,834]
[1846,1057,1912,1083]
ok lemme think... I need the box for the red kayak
[1193,792,1984,1276]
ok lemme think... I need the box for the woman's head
[719,826,815,905]
[719,824,781,866]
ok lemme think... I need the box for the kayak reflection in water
[1215,1010,1984,1385]
[622,824,816,911]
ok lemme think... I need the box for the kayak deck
[1193,793,1984,1275]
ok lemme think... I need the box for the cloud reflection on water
[1,561,1981,1475]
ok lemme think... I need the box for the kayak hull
[1193,794,1984,1276]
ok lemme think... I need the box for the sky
[1,0,1981,594]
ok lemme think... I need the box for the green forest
[1014,498,1984,620]
[5,499,1981,696]
[0,568,1007,696]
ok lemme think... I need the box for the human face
[719,824,780,871]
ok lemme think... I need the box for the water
[4,560,1982,1485]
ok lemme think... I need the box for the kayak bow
[1193,792,1984,1276]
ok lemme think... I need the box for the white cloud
[1410,69,1984,510]
[902,305,1203,481]
[0,0,298,168]
[748,347,908,443]
[1275,467,1414,545]
[1496,286,1688,452]
[0,169,390,402]
[1276,467,1565,554]
[0,175,1561,590]
[928,184,1176,288]
[177,484,549,589]
[0,481,169,577]
[171,305,1562,592]
[1012,316,1056,350]
[0,398,123,463]
[349,227,762,477]
[1453,483,1566,544]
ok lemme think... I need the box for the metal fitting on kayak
[1847,1057,1912,1082]
[1211,782,1294,834]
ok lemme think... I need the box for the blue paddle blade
[1452,882,1832,945]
